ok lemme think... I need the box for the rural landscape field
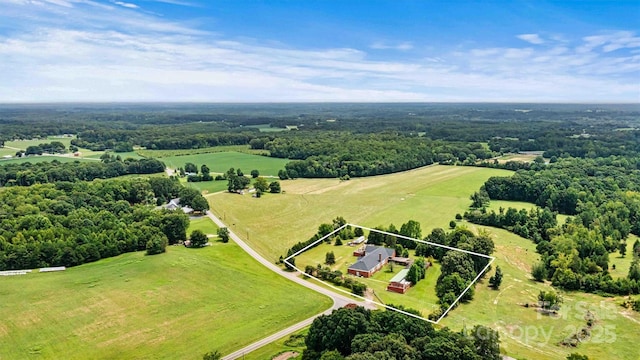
[1,1,640,359]
[1,103,640,360]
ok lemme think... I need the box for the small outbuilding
[387,268,411,294]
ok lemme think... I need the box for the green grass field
[209,165,514,262]
[0,244,331,359]
[244,124,289,133]
[4,136,75,151]
[0,156,97,165]
[137,145,268,158]
[210,164,640,360]
[188,216,220,237]
[182,177,229,194]
[160,152,288,176]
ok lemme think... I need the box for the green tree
[566,353,589,360]
[269,181,282,193]
[449,220,457,229]
[325,251,336,265]
[620,241,627,257]
[250,169,259,178]
[471,325,500,360]
[531,261,547,282]
[319,350,345,360]
[184,162,198,174]
[538,290,563,311]
[146,233,168,255]
[190,195,209,212]
[190,229,208,248]
[489,266,503,290]
[354,227,364,237]
[254,177,269,193]
[629,260,640,282]
[160,211,189,245]
[470,189,490,208]
[202,350,222,360]
[217,227,230,243]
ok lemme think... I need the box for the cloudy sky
[0,0,638,102]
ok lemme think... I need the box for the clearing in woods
[158,151,289,176]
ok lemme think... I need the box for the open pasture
[0,244,331,359]
[0,156,96,165]
[209,165,513,261]
[160,151,288,176]
[4,136,75,151]
[137,145,268,158]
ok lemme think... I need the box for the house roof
[348,246,395,273]
[389,268,410,283]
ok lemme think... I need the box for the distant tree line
[0,157,166,187]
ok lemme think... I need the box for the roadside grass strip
[285,223,495,324]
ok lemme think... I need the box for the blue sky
[0,0,638,102]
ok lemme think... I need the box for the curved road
[206,211,374,360]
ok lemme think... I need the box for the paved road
[206,211,374,360]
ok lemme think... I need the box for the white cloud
[370,41,413,51]
[0,2,637,102]
[114,1,138,9]
[517,34,544,45]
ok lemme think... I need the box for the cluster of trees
[72,127,255,152]
[303,306,500,360]
[304,264,367,296]
[0,178,206,270]
[464,206,557,244]
[0,157,165,187]
[264,133,495,179]
[469,156,640,295]
[225,168,251,192]
[184,163,214,182]
[416,228,495,317]
[367,220,422,250]
[406,258,428,285]
[482,157,640,227]
[24,141,67,155]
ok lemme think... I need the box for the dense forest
[302,306,500,360]
[0,177,208,271]
[2,103,638,179]
[465,155,640,295]
[0,156,166,187]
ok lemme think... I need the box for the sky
[0,0,638,103]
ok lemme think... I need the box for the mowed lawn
[161,151,288,176]
[209,165,513,262]
[0,244,332,360]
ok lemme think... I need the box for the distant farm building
[347,245,395,278]
[347,236,366,246]
[387,268,411,294]
[165,198,194,214]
